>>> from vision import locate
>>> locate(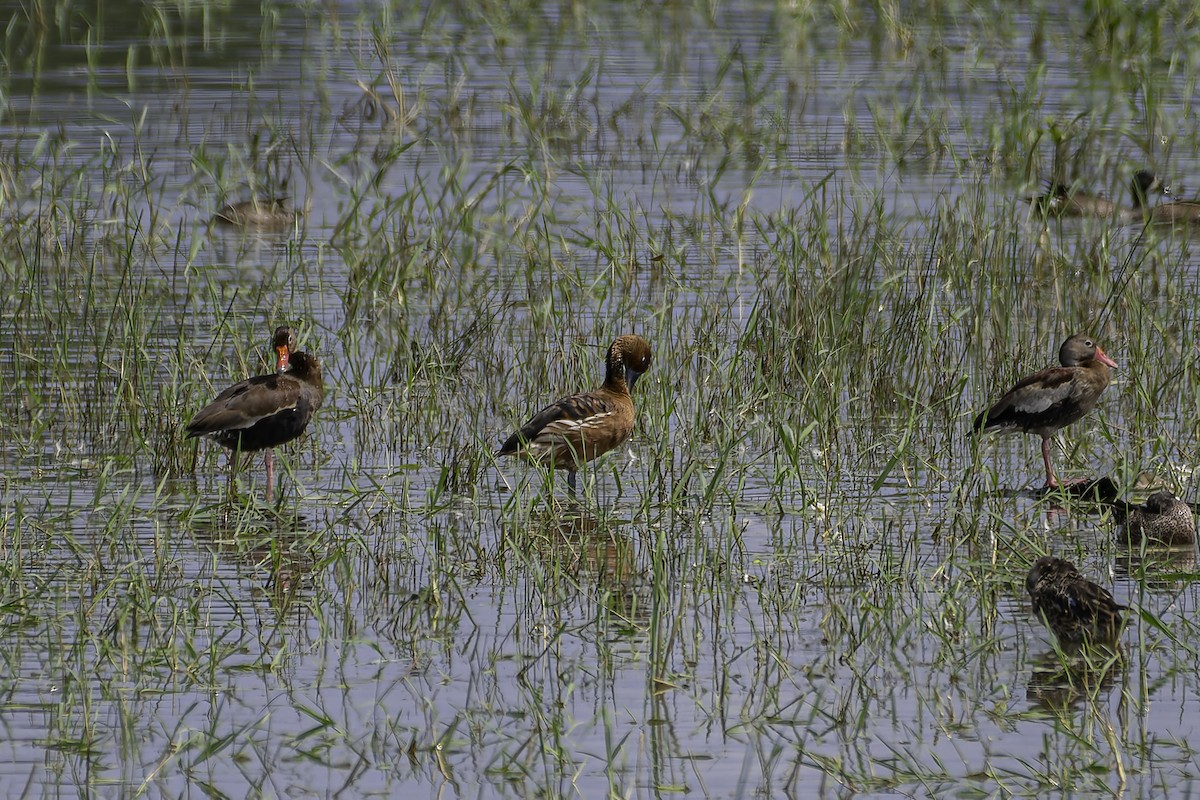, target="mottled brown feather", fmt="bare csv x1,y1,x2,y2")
1113,491,1197,547
1026,556,1125,647
498,335,652,475
1150,199,1200,225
